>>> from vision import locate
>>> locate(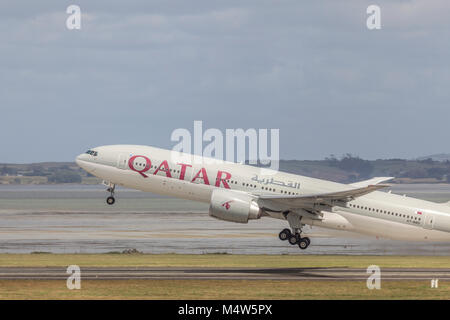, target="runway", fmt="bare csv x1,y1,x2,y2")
1,184,450,255
0,267,448,281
